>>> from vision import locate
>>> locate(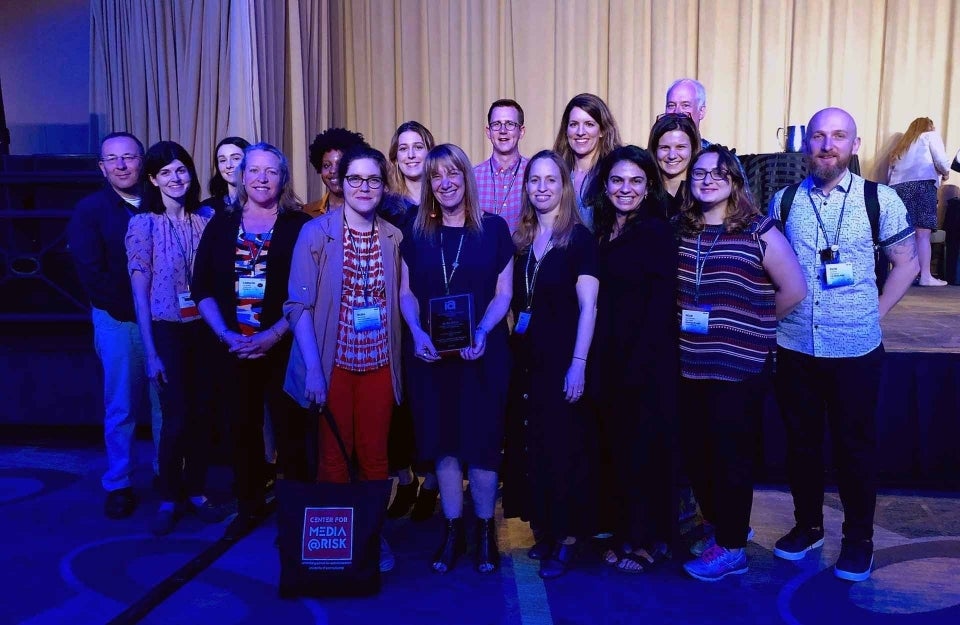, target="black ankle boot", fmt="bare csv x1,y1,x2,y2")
411,485,439,522
432,517,465,574
387,480,419,519
475,517,500,574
